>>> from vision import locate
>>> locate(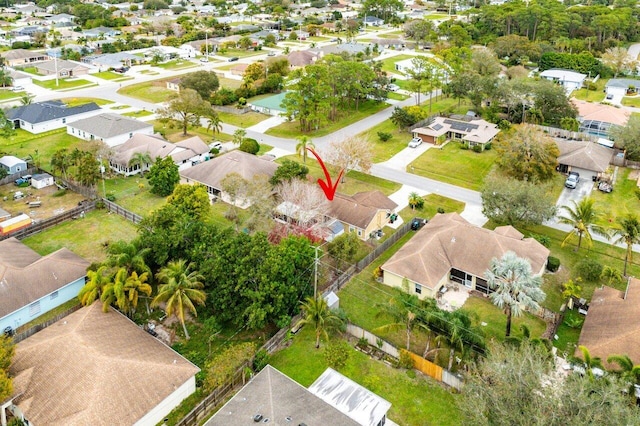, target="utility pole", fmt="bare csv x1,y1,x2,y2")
313,244,319,299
